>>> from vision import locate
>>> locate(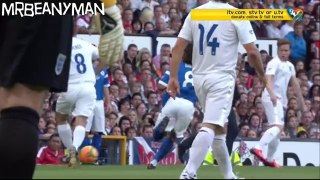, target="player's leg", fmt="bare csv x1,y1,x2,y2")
0,84,48,178
0,16,72,178
80,103,96,150
91,100,106,164
150,98,194,169
181,74,237,179
178,134,197,164
153,101,174,141
226,109,239,155
56,89,76,152
148,100,176,169
69,84,96,167
251,96,283,168
180,75,211,179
